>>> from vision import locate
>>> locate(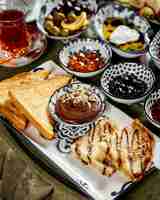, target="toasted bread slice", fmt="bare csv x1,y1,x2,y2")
0,99,28,130
0,106,27,130
0,69,51,130
9,75,71,140
0,69,50,107
4,100,26,119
